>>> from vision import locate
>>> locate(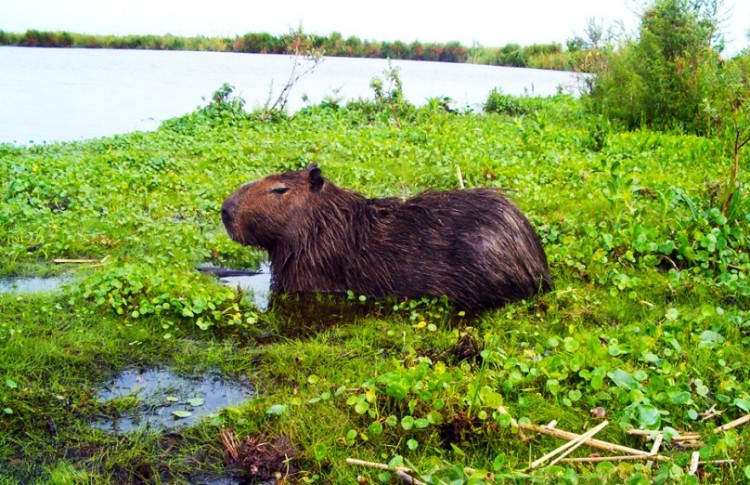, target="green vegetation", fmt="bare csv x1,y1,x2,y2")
586,0,725,133
1,75,749,482
0,28,580,71
2,1,750,482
